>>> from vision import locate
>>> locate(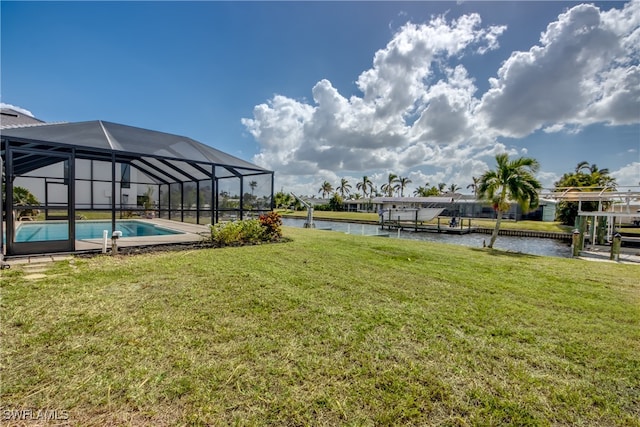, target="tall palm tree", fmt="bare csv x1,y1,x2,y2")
448,183,460,194
467,176,480,197
398,176,412,197
437,182,446,194
381,173,399,197
318,181,333,198
478,153,542,249
356,176,374,199
336,178,352,198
